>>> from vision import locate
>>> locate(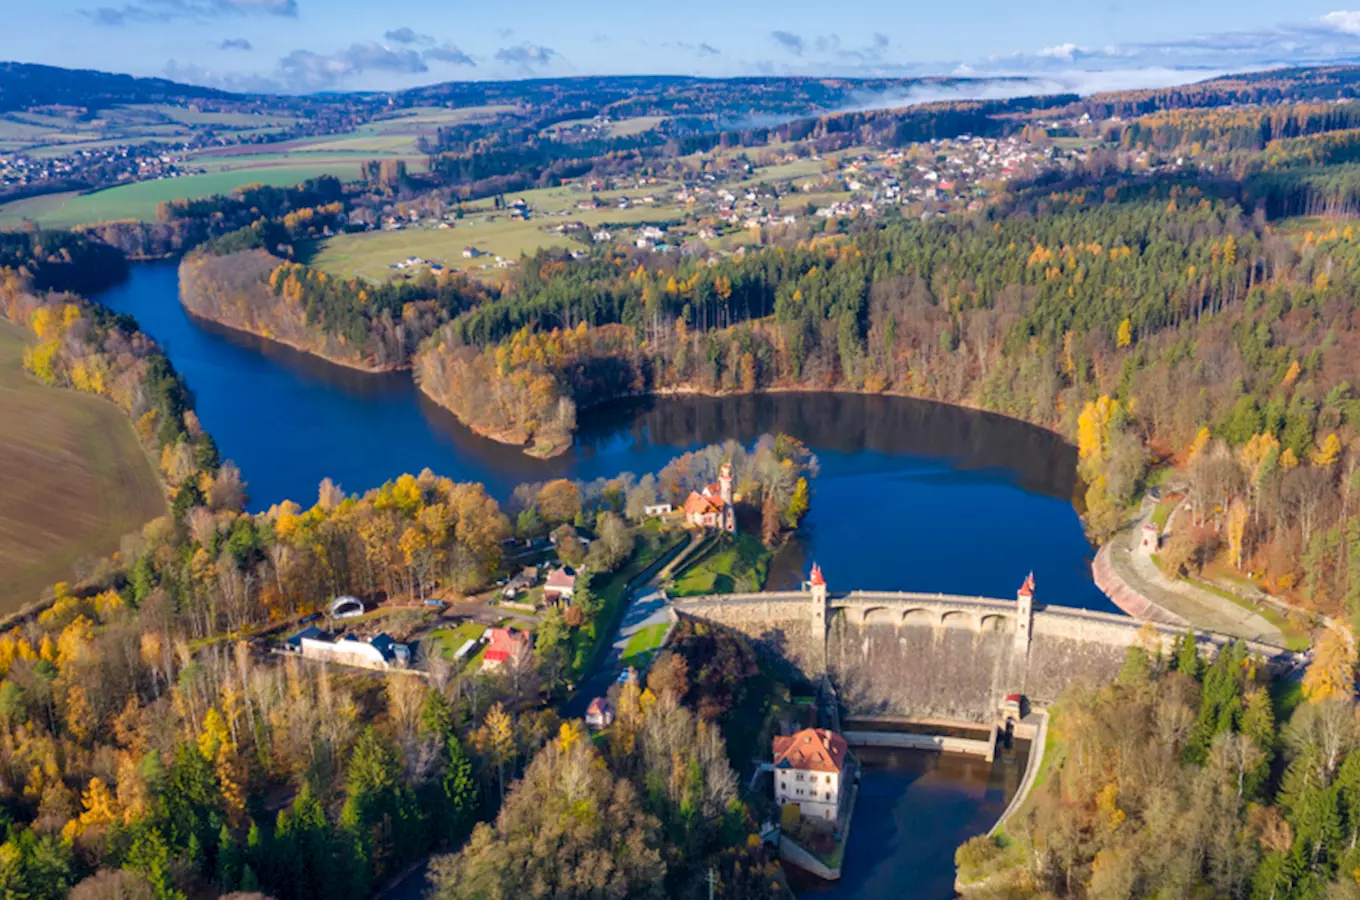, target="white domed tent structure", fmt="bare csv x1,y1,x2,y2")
329,596,365,619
